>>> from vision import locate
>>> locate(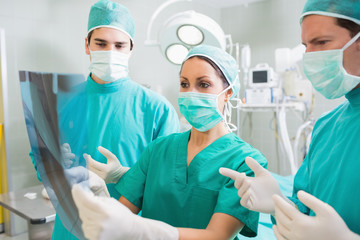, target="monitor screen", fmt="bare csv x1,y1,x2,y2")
253,70,268,83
